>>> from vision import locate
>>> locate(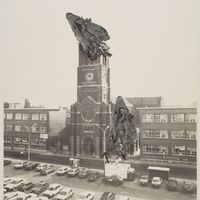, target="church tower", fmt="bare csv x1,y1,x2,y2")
70,45,112,158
